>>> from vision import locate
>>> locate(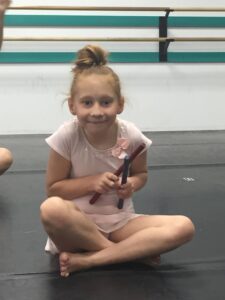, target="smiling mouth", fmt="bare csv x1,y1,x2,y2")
88,120,106,124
